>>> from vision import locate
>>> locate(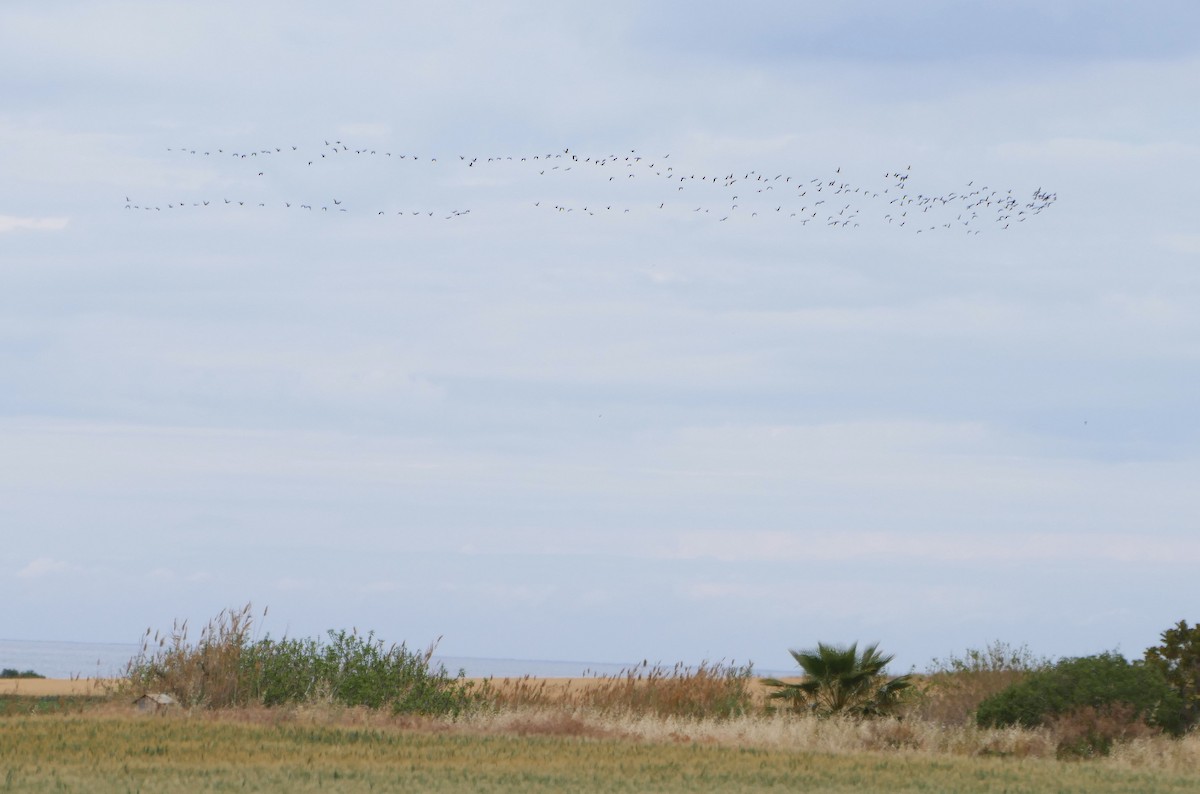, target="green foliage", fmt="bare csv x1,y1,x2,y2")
0,669,45,679
123,604,481,716
243,629,480,715
762,642,913,717
975,652,1184,754
1144,620,1200,730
